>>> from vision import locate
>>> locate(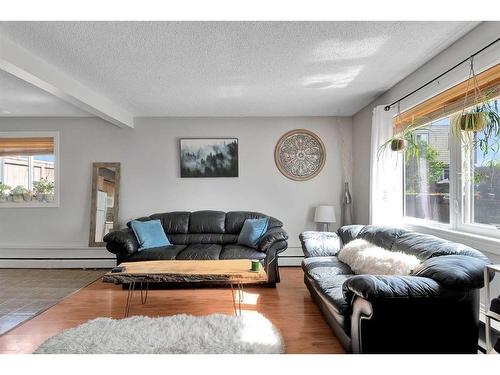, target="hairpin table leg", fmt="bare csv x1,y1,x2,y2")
124,281,135,318
140,281,149,305
230,283,238,316
238,282,243,314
